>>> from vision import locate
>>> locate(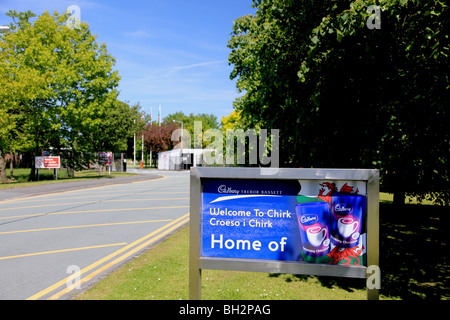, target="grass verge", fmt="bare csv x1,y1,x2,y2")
0,168,137,190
